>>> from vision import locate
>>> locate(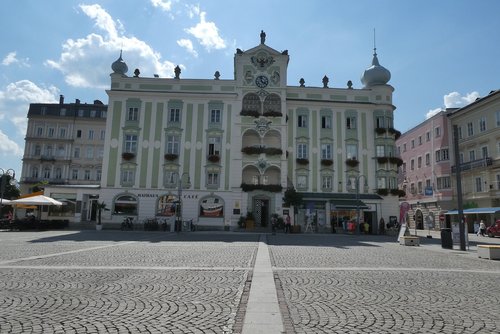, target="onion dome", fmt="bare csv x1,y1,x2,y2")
111,50,128,75
361,49,391,87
